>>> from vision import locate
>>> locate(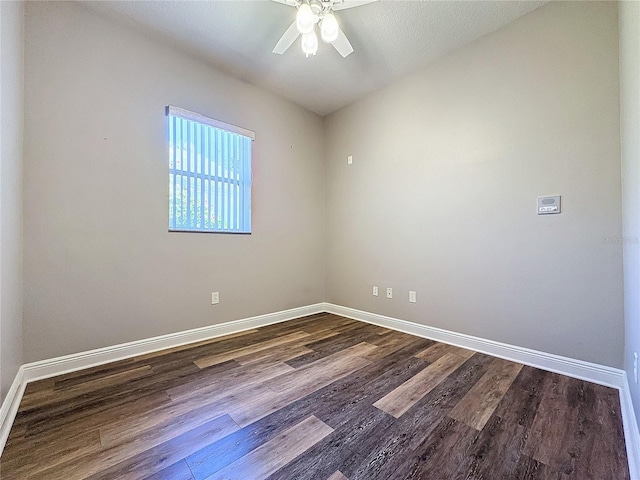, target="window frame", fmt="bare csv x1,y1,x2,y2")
167,105,254,234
